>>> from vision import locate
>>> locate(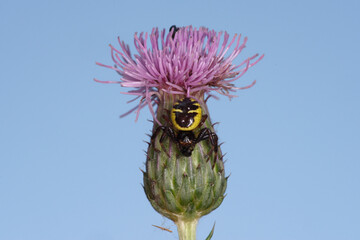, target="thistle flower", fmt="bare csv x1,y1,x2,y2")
96,25,263,240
